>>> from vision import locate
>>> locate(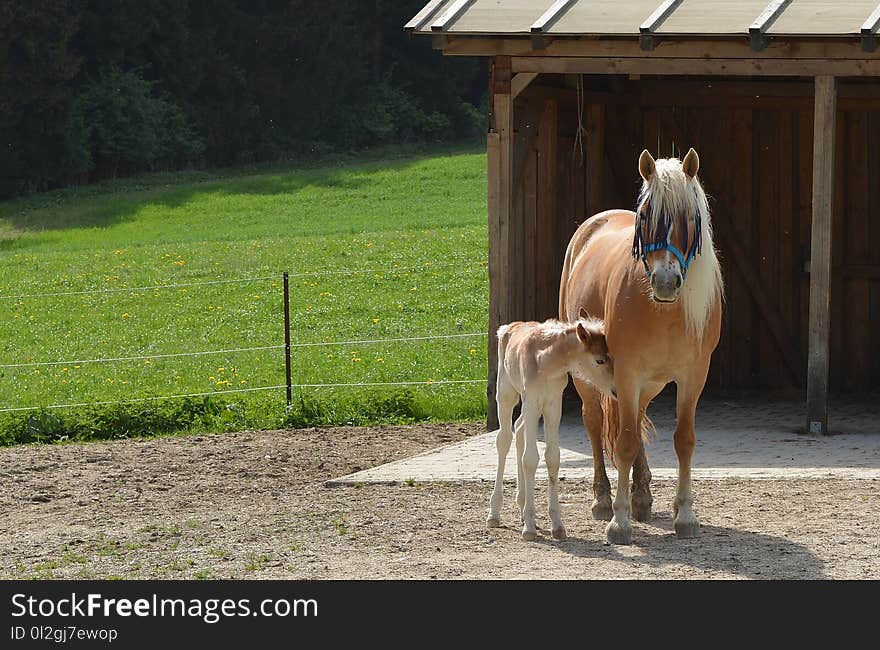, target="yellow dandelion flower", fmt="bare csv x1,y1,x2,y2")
145,359,152,364
217,367,225,372
469,349,477,354
372,318,380,324
121,313,130,319
352,358,362,363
